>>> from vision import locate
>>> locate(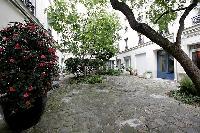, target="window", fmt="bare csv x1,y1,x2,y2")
124,38,128,49
192,52,198,65
21,0,35,15
138,33,144,45
125,26,128,33
192,14,200,25
124,57,131,69
190,45,200,69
